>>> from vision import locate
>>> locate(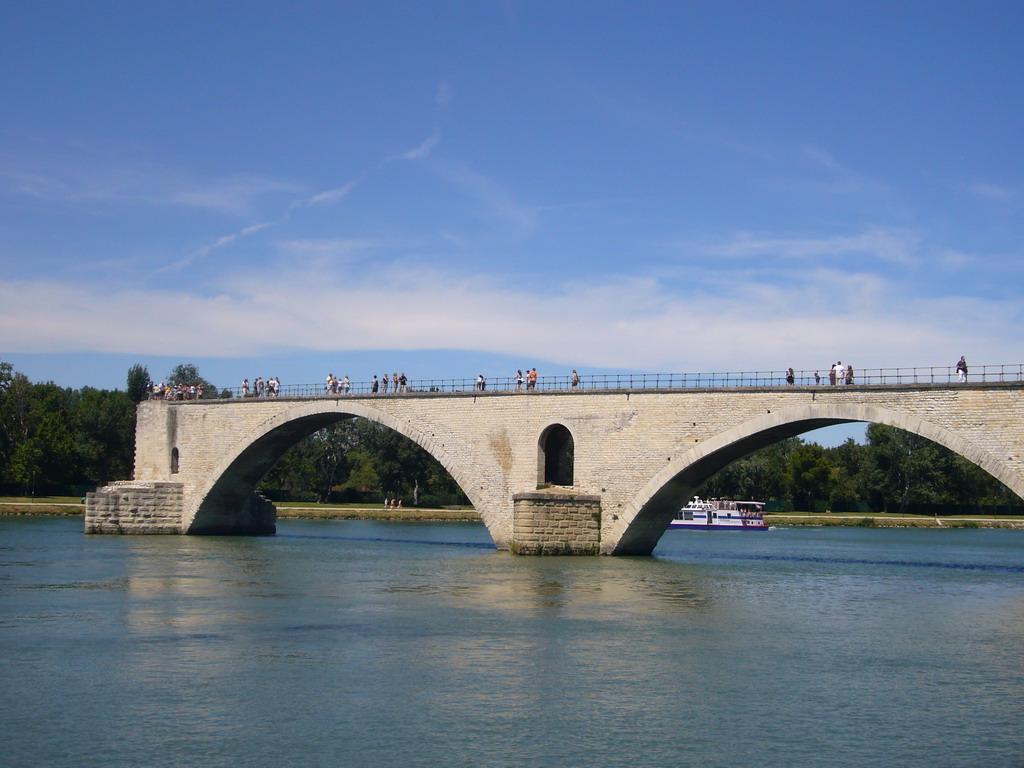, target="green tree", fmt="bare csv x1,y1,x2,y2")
70,388,136,484
827,438,871,512
866,424,945,513
5,383,76,493
0,369,44,487
787,443,833,512
126,364,151,403
166,363,219,399
700,438,800,503
257,417,468,506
